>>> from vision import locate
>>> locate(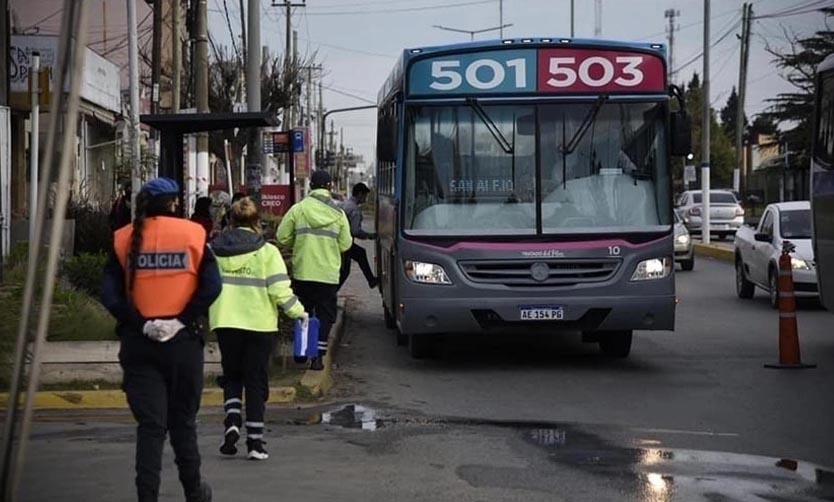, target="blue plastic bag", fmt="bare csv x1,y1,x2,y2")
293,316,320,358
